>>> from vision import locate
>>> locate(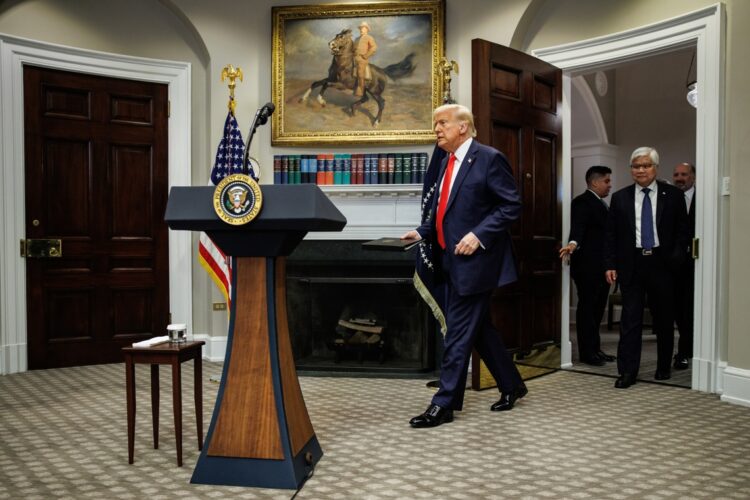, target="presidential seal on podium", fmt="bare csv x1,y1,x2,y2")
213,173,263,225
